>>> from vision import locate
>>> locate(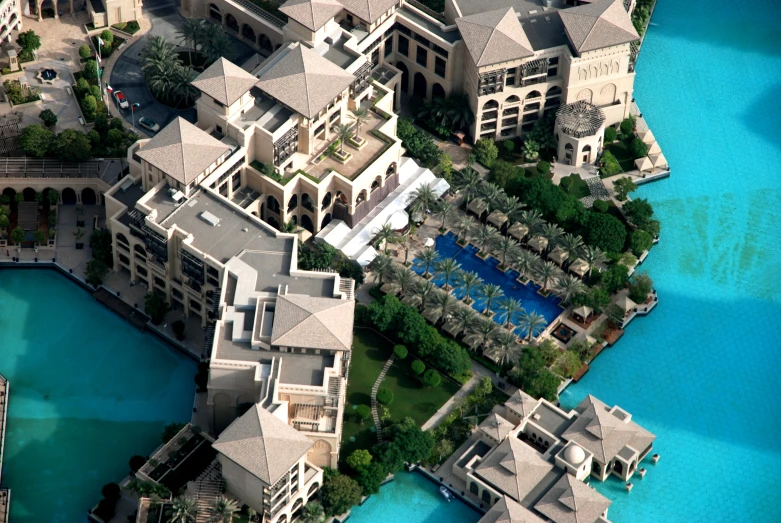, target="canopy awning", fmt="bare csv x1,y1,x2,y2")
615,295,637,311
467,198,488,216
527,236,548,253
401,294,421,307
569,258,588,277
634,156,653,173
572,305,593,319
423,307,442,324
548,247,568,265
507,222,529,240
649,152,668,169
639,129,655,144
442,320,462,337
487,210,508,227
647,141,661,155
386,209,409,231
